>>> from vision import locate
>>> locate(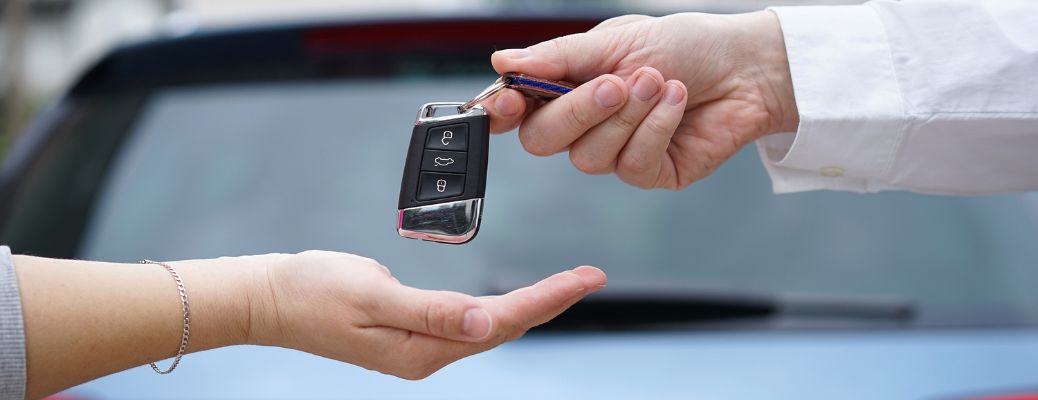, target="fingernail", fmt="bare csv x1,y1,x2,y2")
594,79,623,108
664,83,685,105
463,308,492,339
631,73,660,102
494,92,520,116
495,48,530,60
